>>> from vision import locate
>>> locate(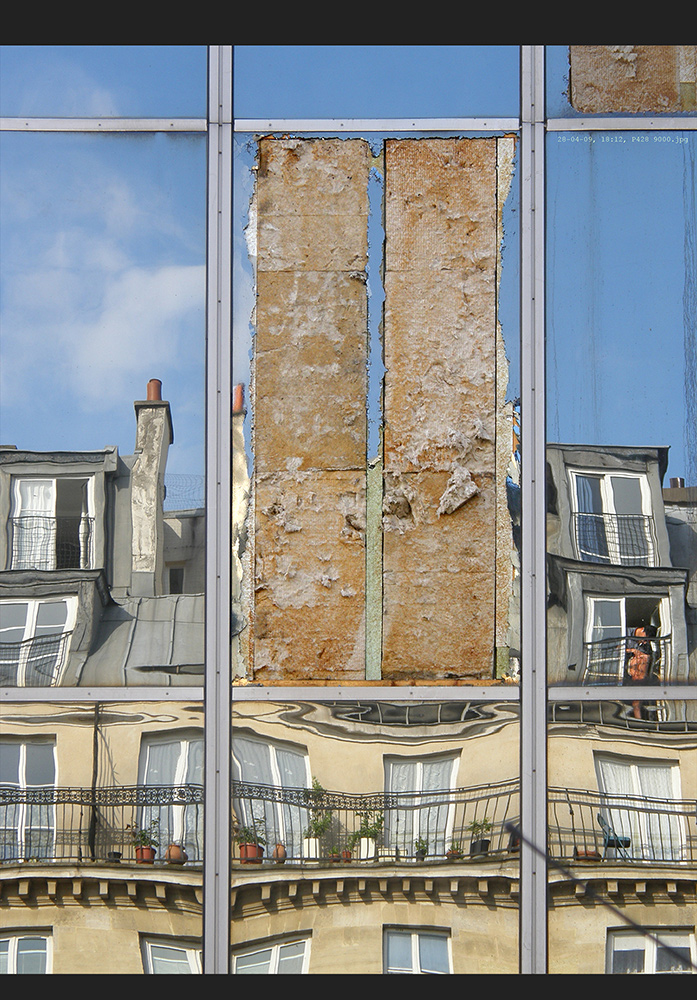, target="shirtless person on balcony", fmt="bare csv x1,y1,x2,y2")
624,626,658,719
